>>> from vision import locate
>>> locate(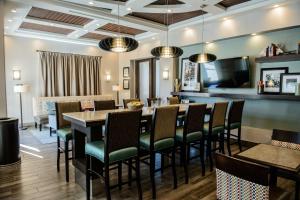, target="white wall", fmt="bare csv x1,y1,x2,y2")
5,36,119,123
0,1,7,117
